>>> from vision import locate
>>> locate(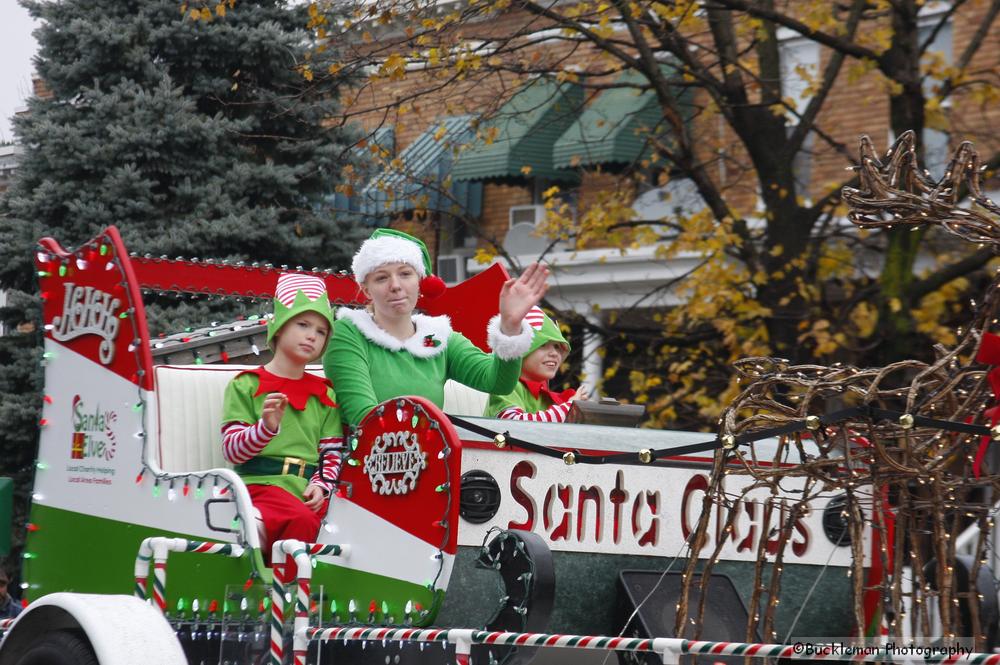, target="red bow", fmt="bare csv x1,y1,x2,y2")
241,367,338,411
521,379,576,405
973,332,1000,477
